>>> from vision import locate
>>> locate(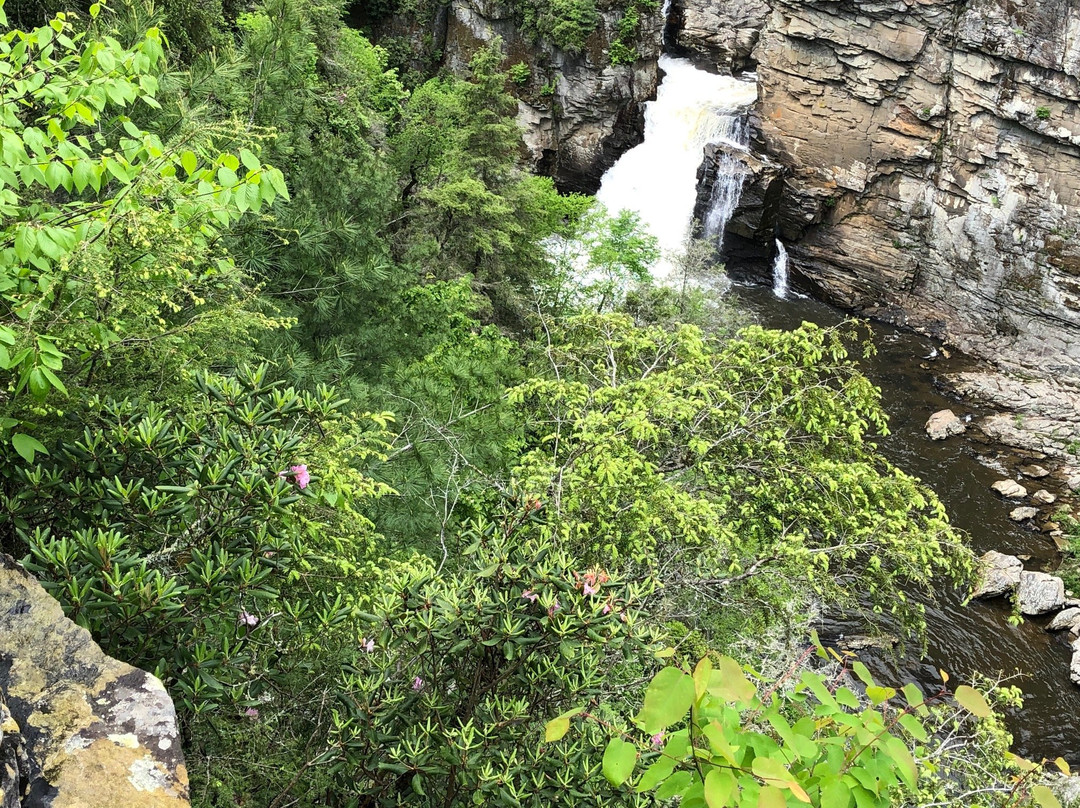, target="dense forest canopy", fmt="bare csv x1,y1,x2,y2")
0,0,1062,805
